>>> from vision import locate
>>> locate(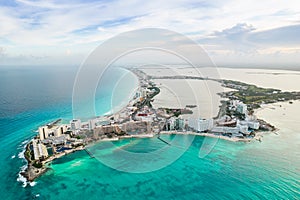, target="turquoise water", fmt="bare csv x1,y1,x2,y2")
23,135,300,199
0,66,299,199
